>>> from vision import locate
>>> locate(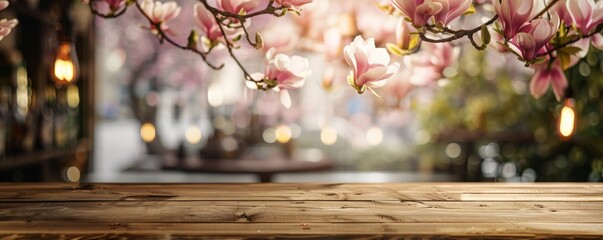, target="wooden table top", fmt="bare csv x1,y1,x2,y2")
1,183,602,239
